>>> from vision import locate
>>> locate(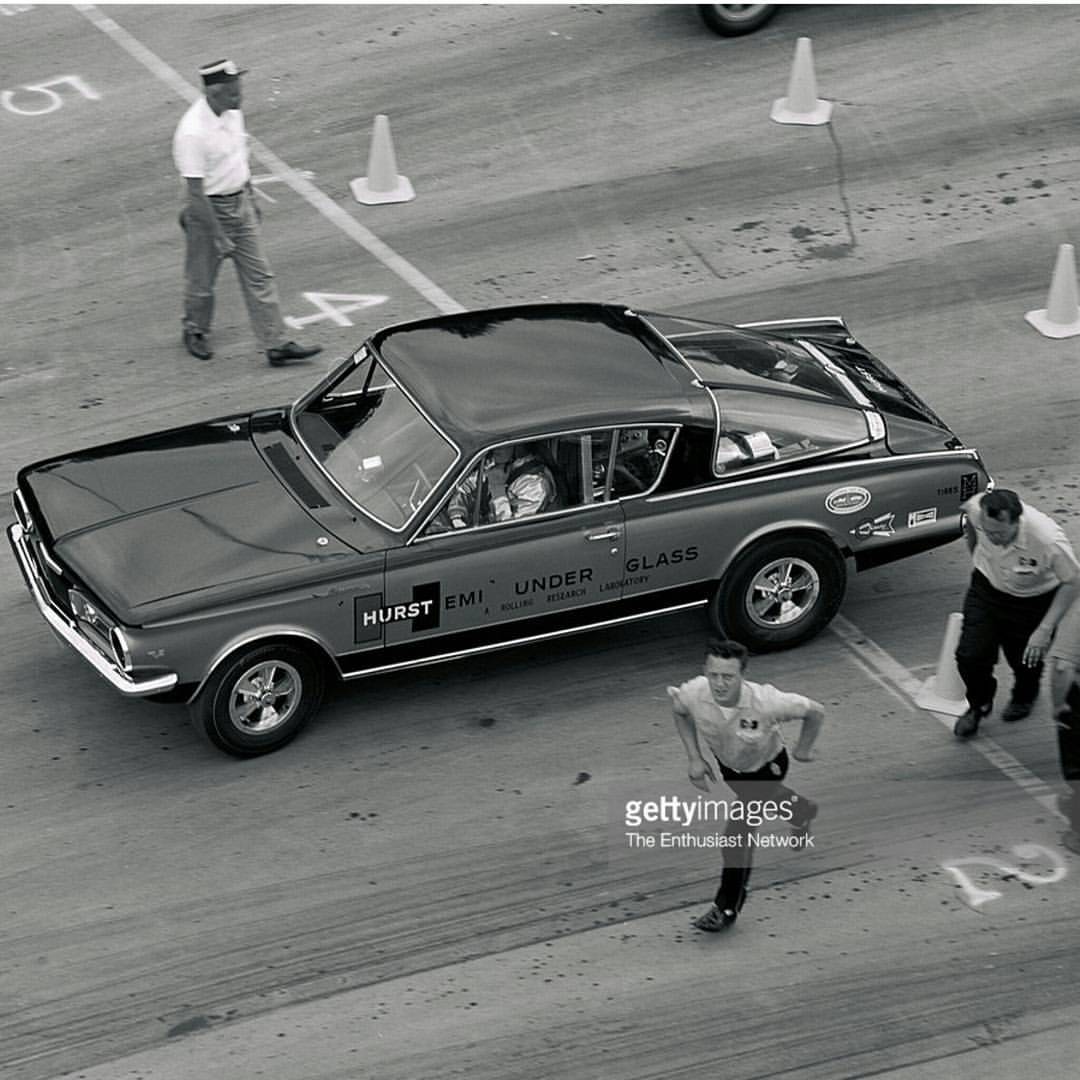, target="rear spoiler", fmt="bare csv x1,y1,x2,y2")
735,316,853,343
